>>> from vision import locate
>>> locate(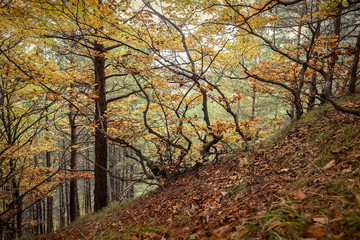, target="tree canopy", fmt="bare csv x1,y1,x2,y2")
0,0,359,238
